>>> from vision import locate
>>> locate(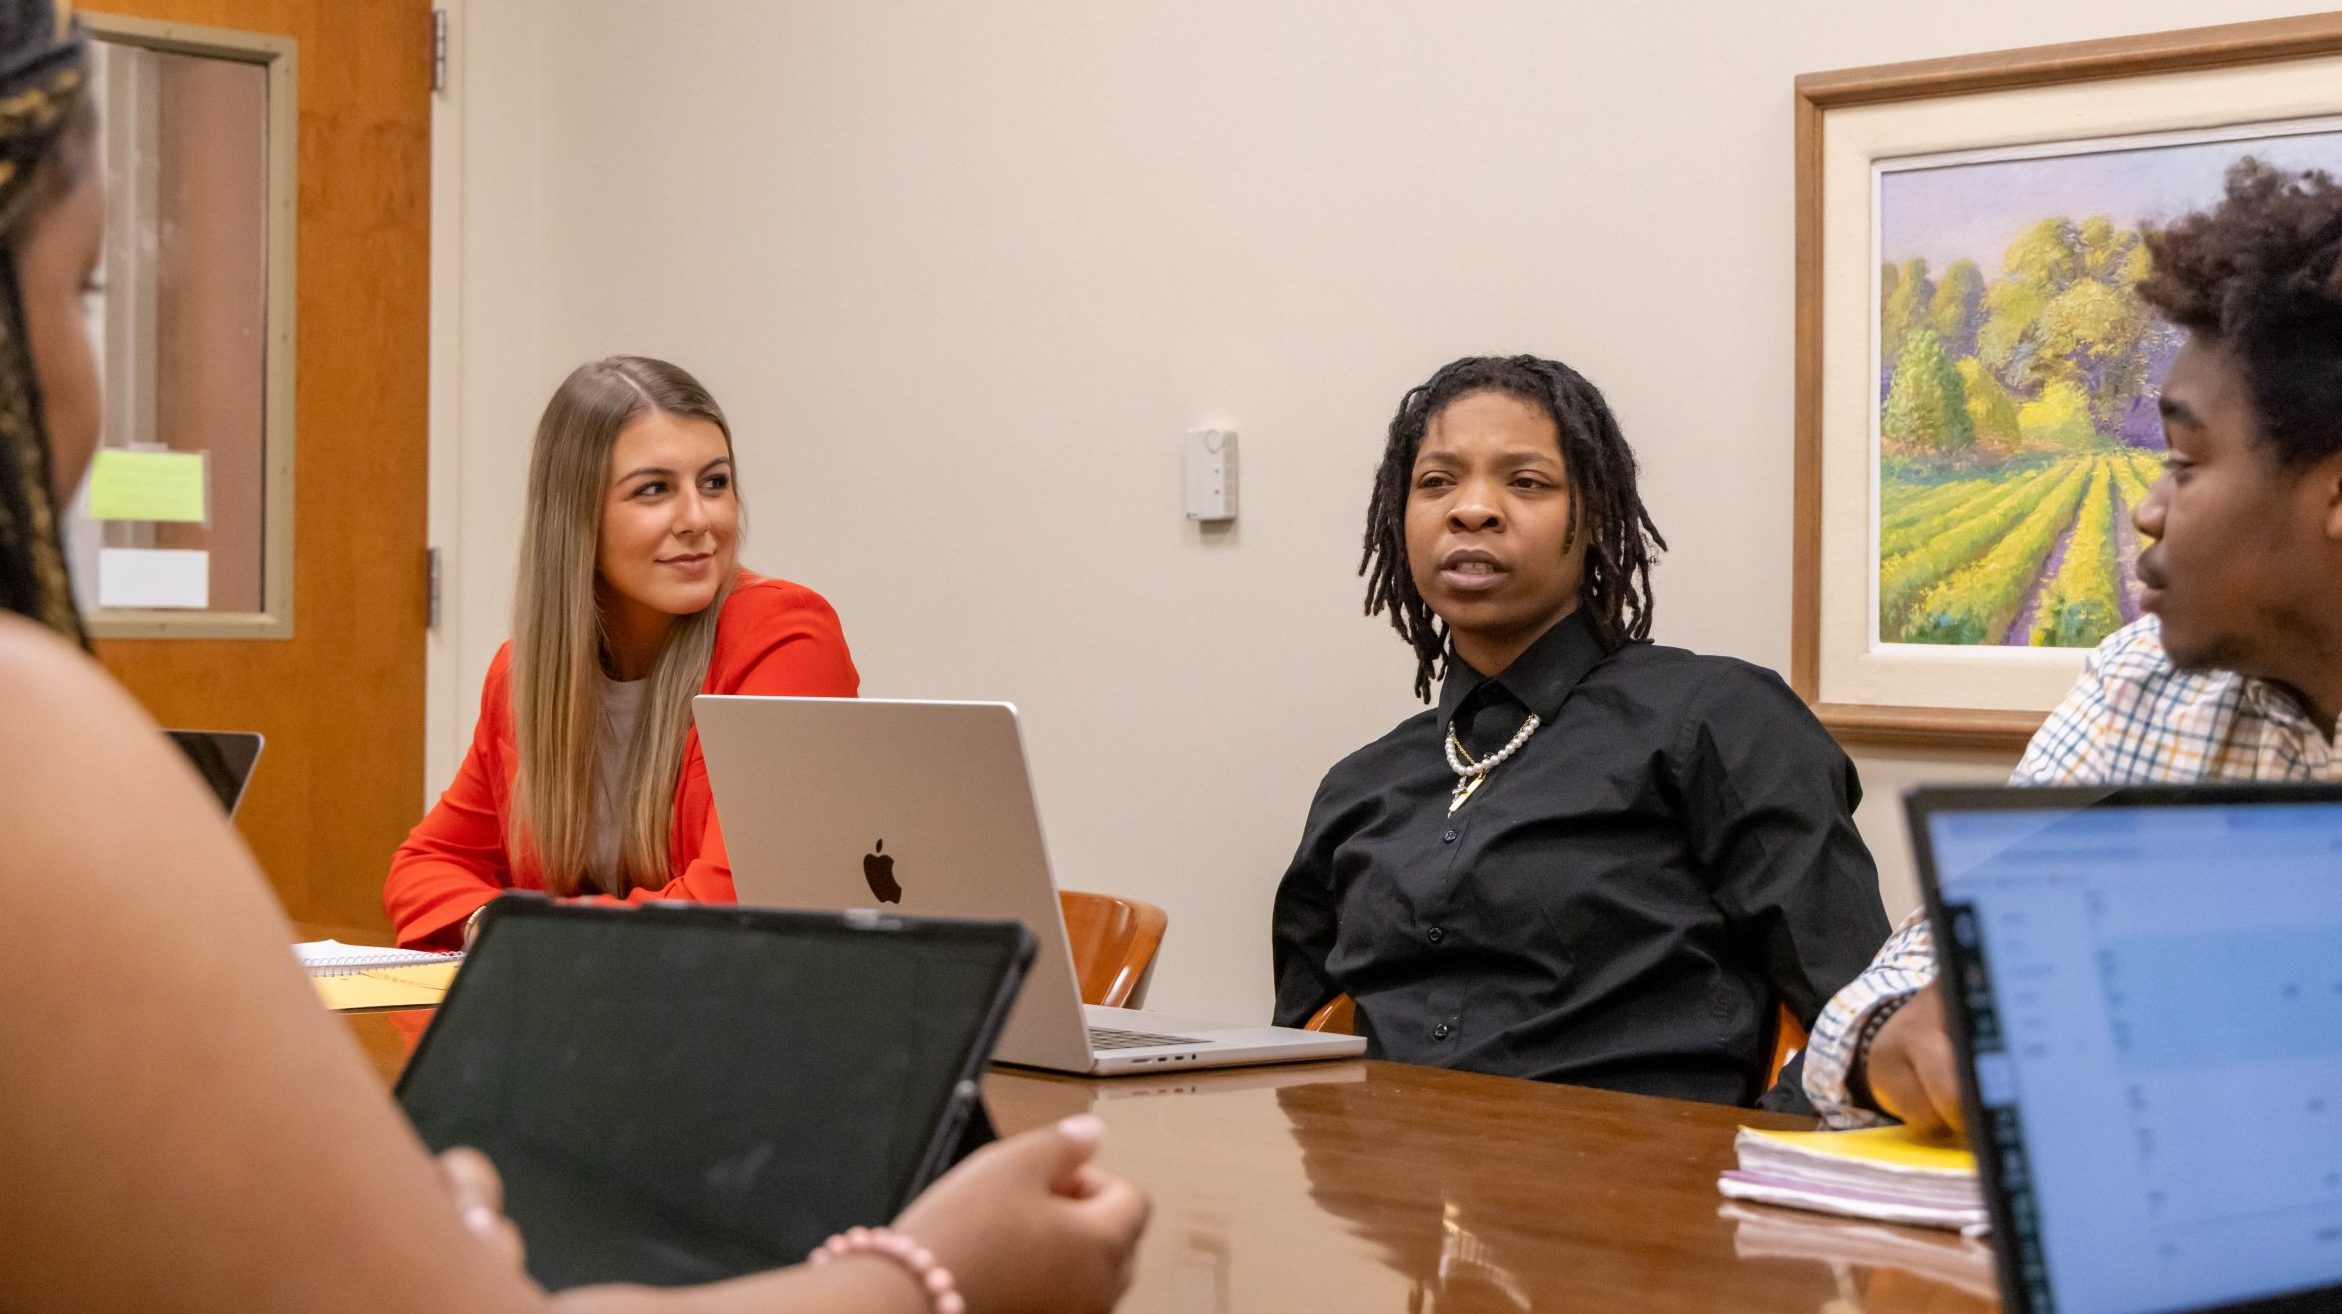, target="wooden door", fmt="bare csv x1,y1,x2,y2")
88,0,430,936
